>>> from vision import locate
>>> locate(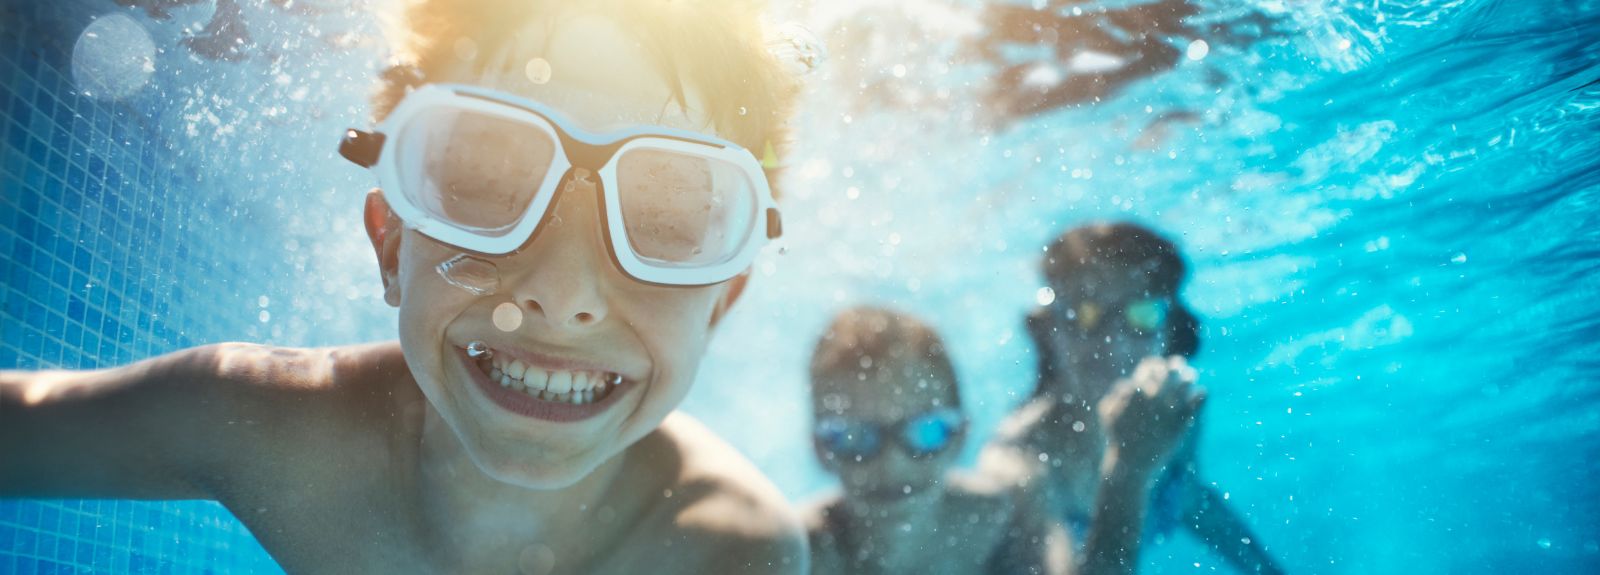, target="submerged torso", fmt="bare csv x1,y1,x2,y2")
804,477,1018,575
